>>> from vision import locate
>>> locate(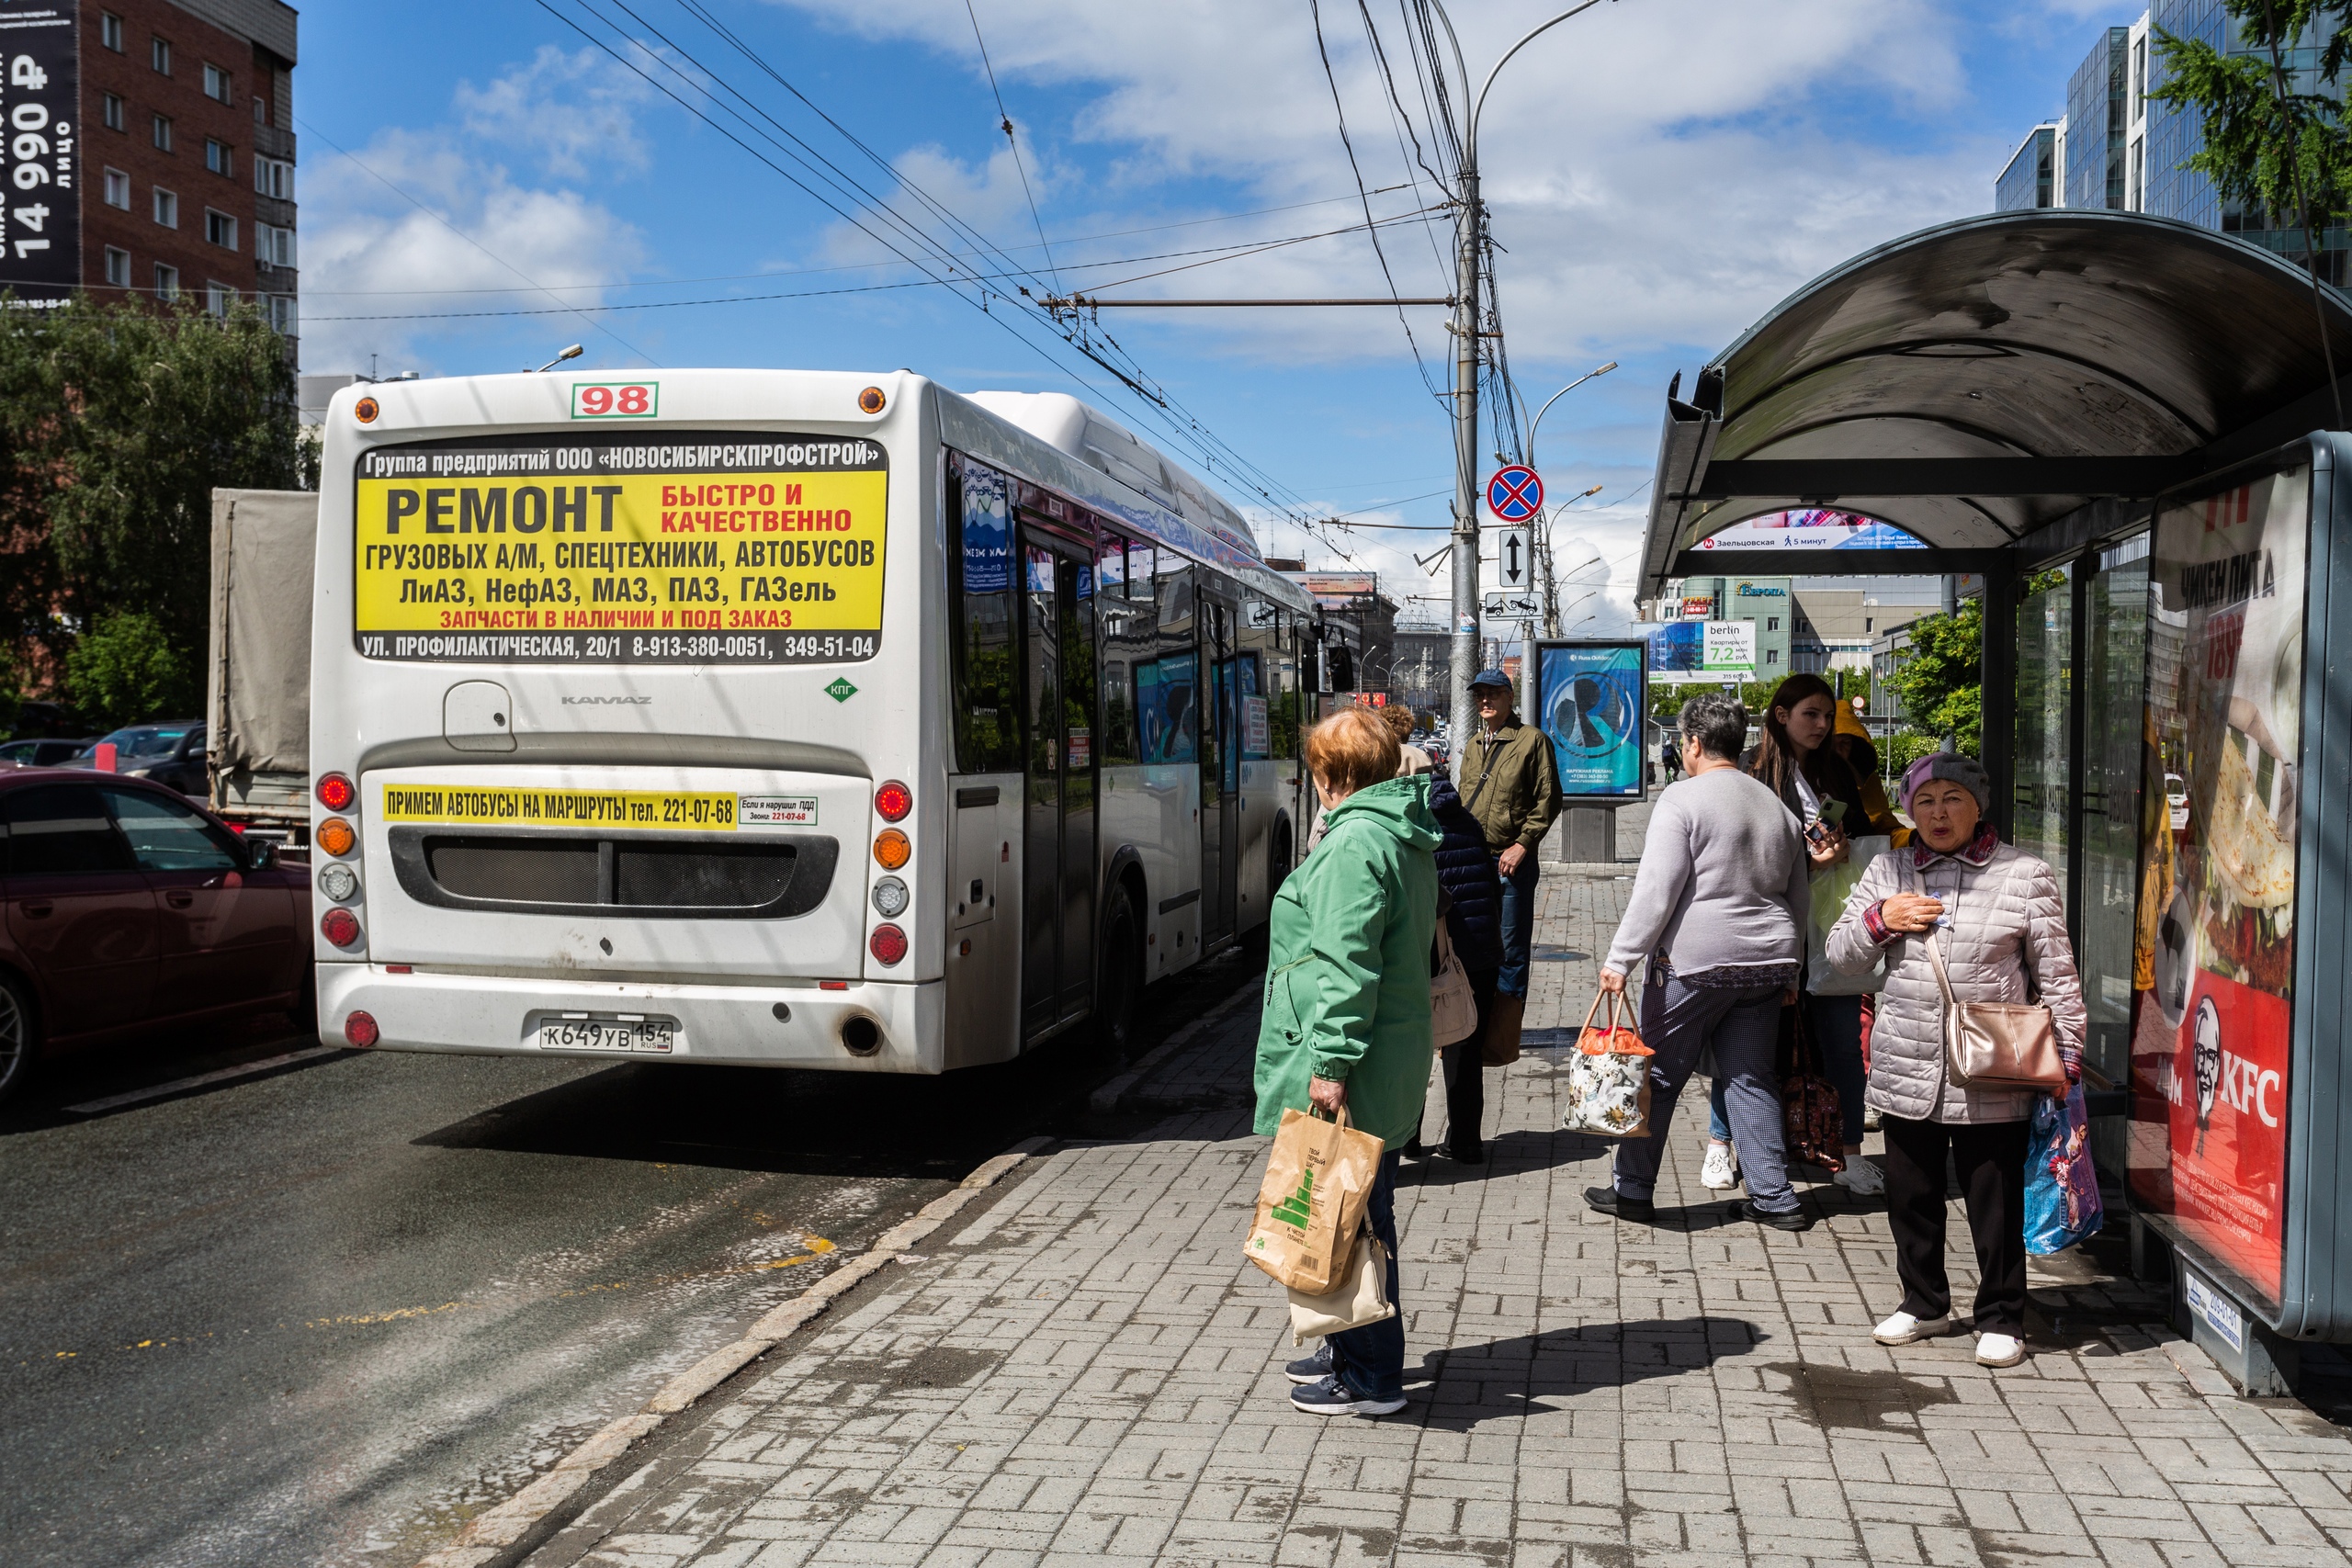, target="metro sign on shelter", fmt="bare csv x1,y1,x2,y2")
1485,464,1544,521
